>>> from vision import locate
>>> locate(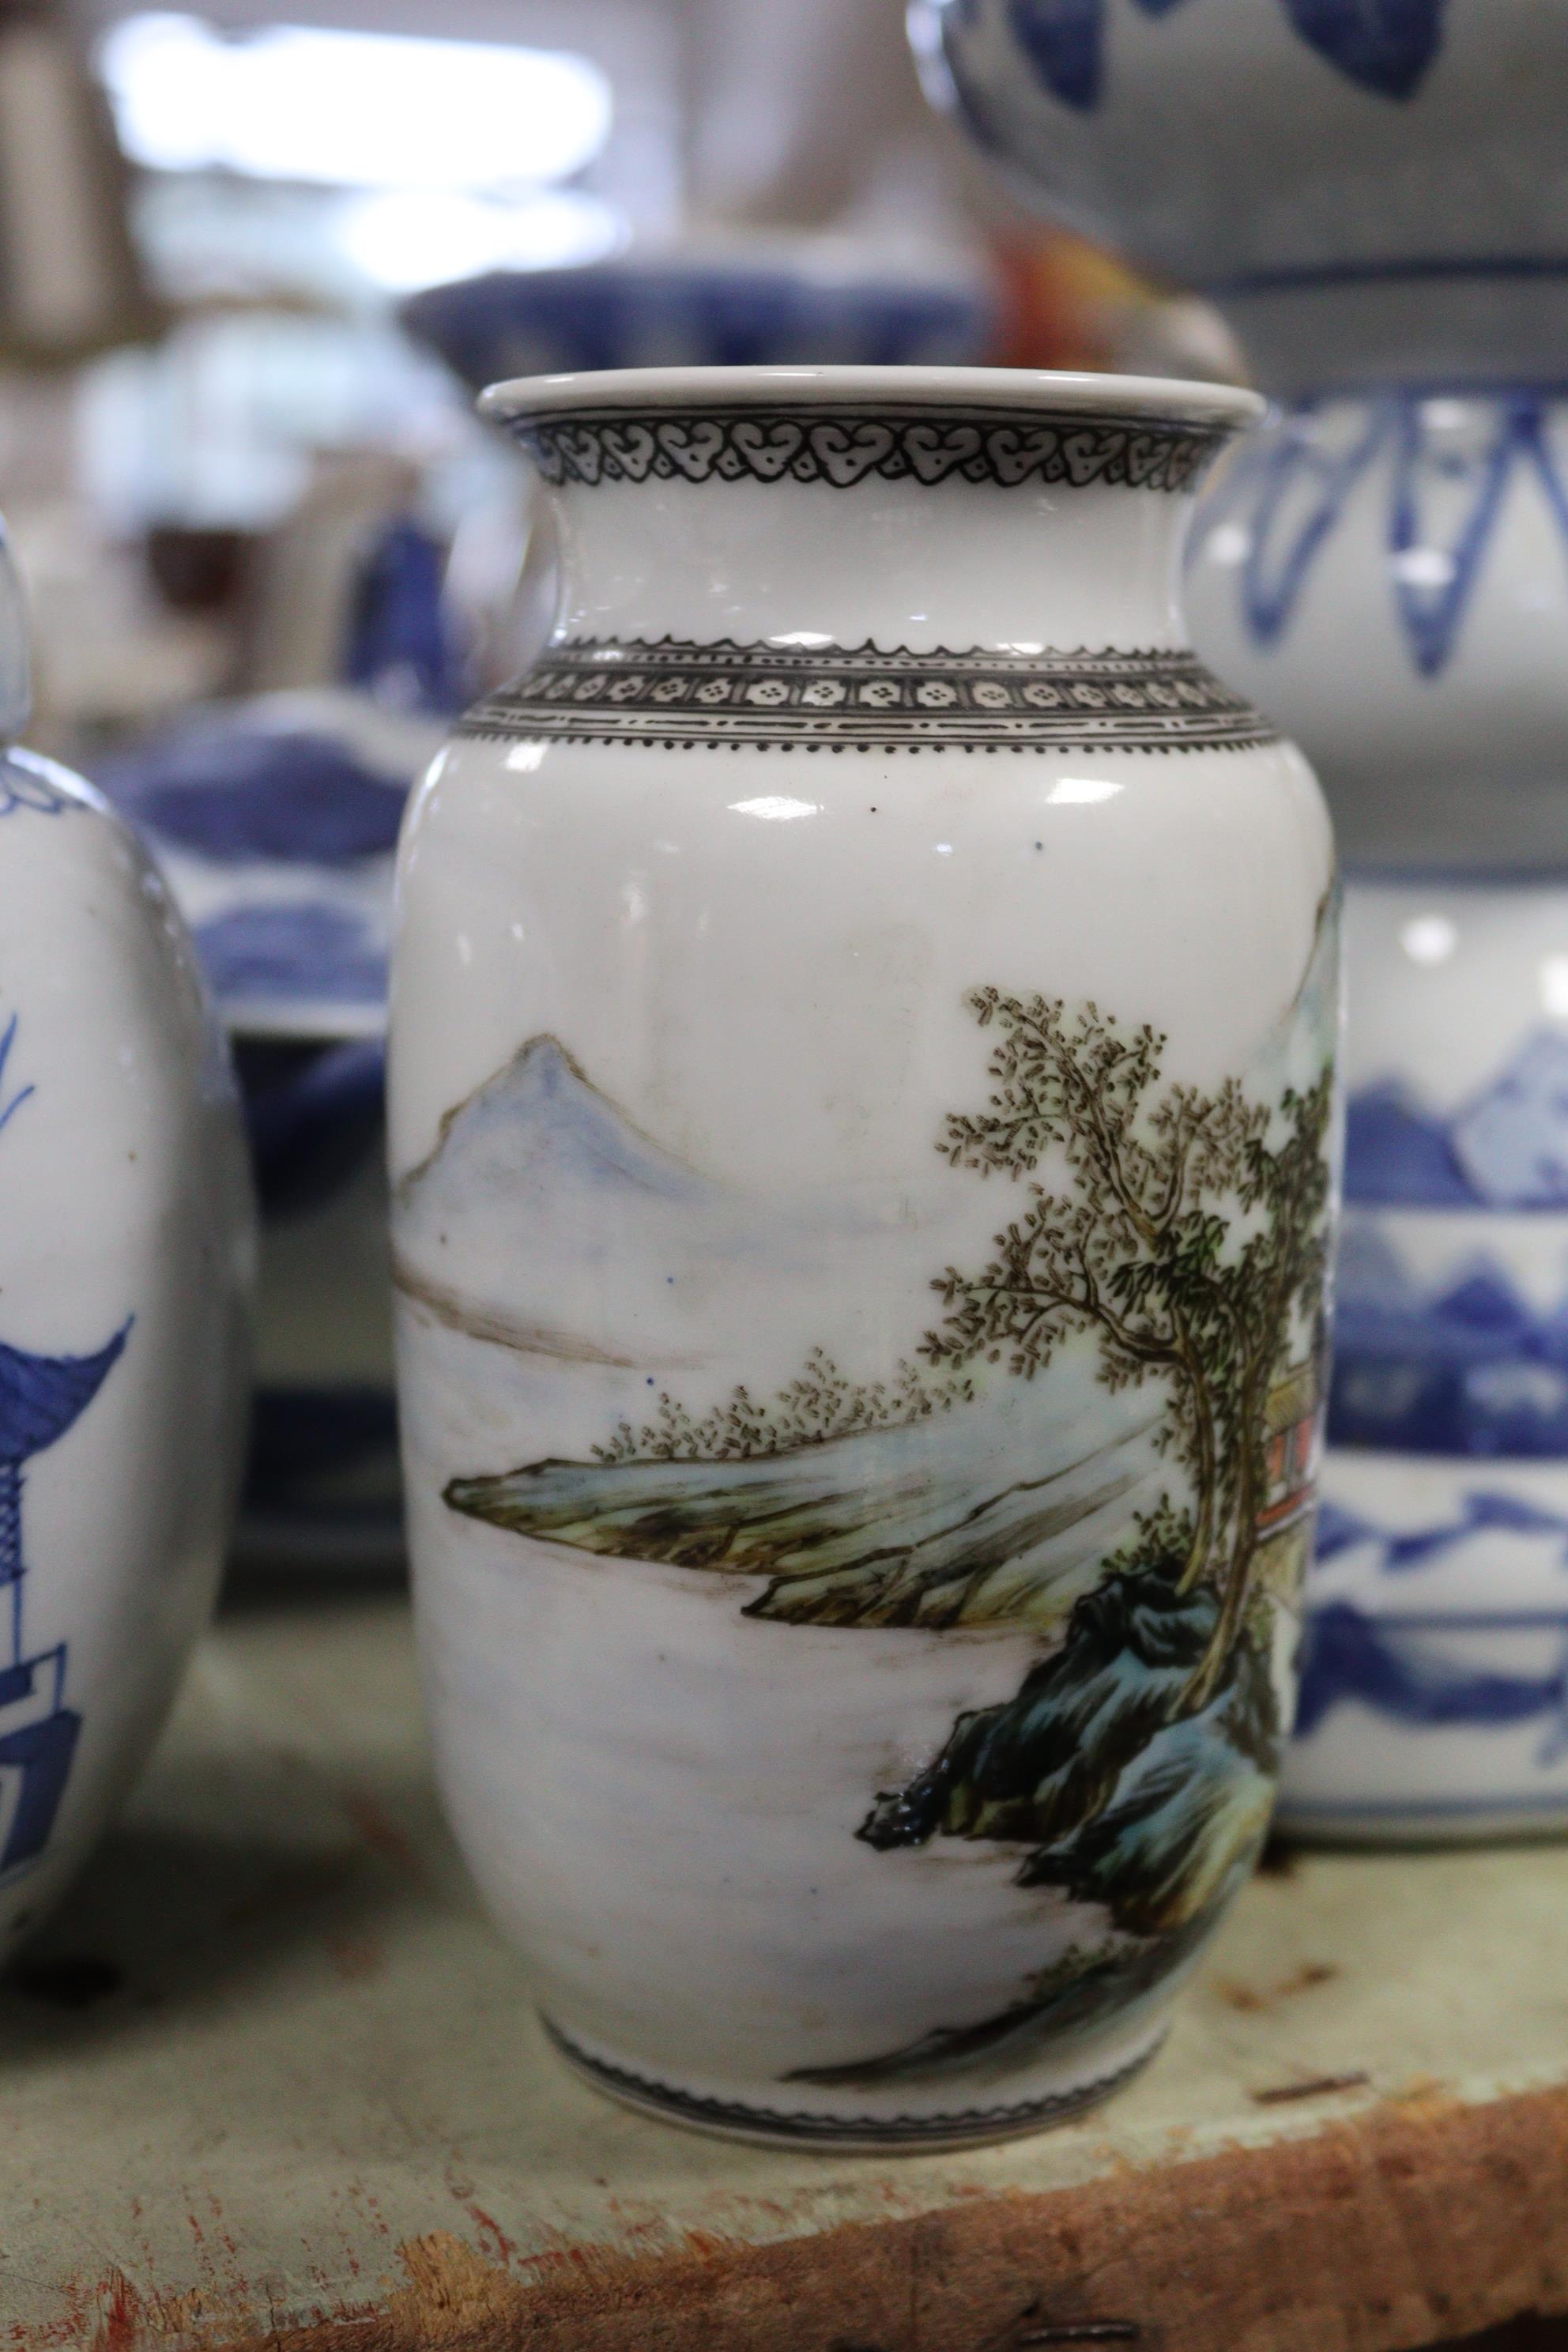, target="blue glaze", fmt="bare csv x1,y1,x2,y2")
1296,1598,1568,1738
401,262,996,397
343,517,466,716
1302,1486,1568,1751
1192,388,1568,677
1345,1031,1568,1212
96,726,409,866
1317,1485,1568,1569
1277,0,1446,100
1344,1083,1474,1207
0,1034,130,1886
1207,256,1568,298
976,0,1445,111
1330,1217,1568,1458
193,903,386,1011
1006,0,1105,111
